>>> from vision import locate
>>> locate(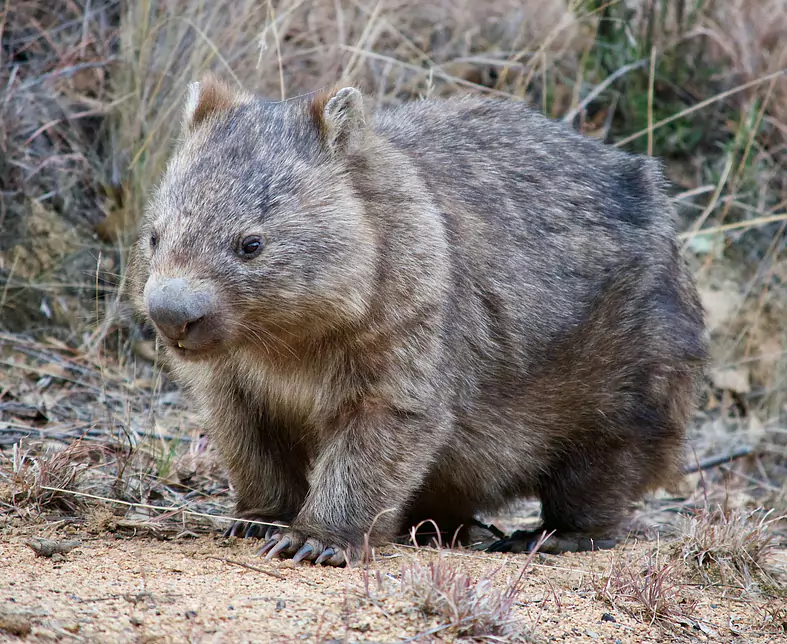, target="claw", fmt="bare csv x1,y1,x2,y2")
292,543,314,564
264,526,280,541
244,524,263,539
329,549,349,567
222,524,234,538
265,536,292,560
256,537,280,557
488,538,519,553
229,522,245,538
314,547,336,565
